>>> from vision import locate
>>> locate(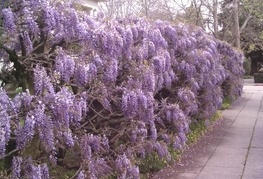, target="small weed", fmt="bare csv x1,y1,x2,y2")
210,111,221,123
221,103,230,110
138,148,181,178
0,159,5,172
49,165,77,179
243,75,252,79
138,153,168,174
188,111,222,144
221,97,233,110
187,121,206,144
